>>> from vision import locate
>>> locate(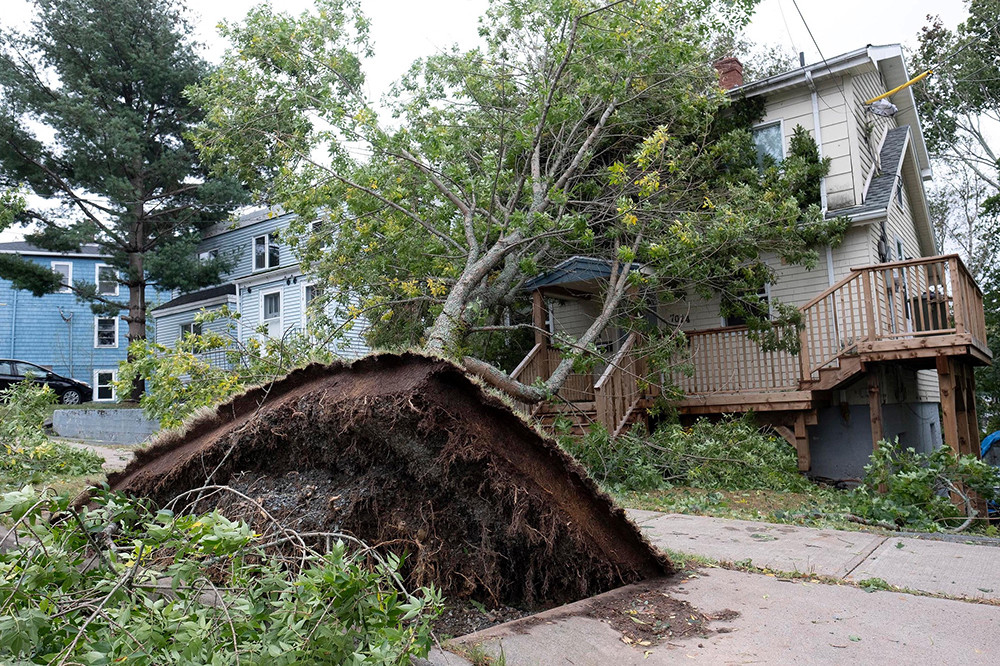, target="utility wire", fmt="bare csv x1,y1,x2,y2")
789,0,847,101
